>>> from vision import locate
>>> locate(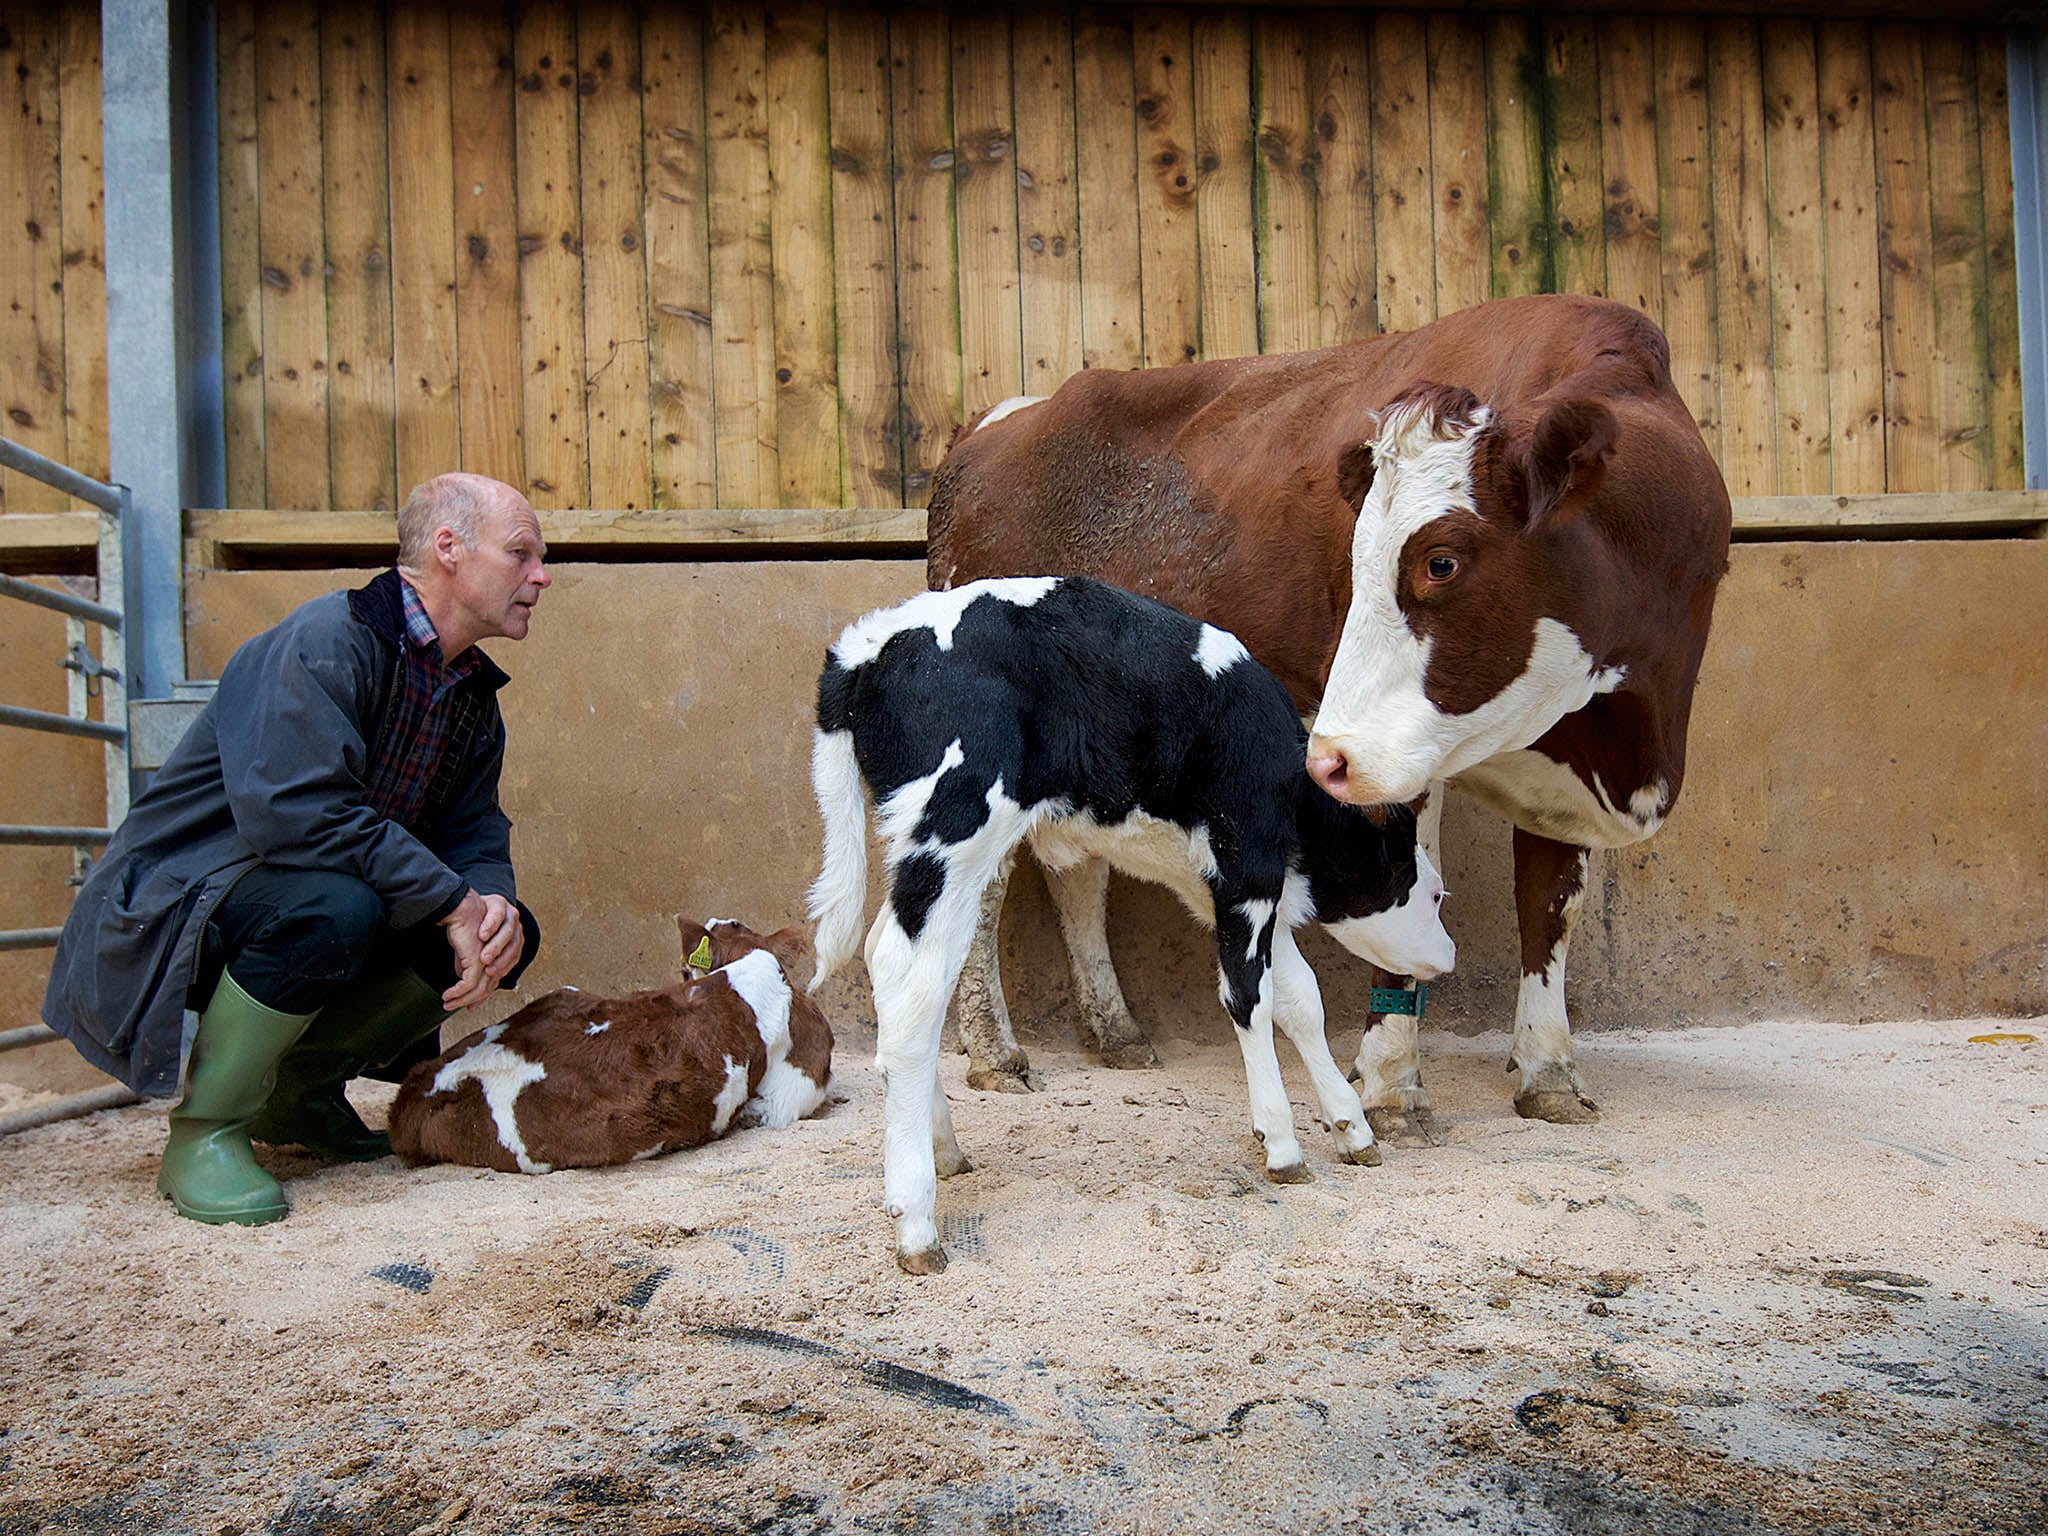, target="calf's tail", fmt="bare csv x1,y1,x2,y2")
807,723,869,992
